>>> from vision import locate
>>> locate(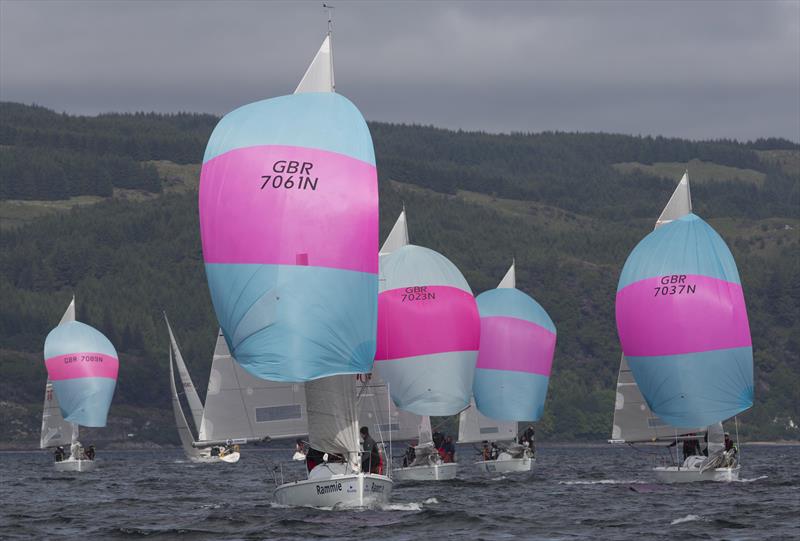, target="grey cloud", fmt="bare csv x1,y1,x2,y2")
1,0,798,141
